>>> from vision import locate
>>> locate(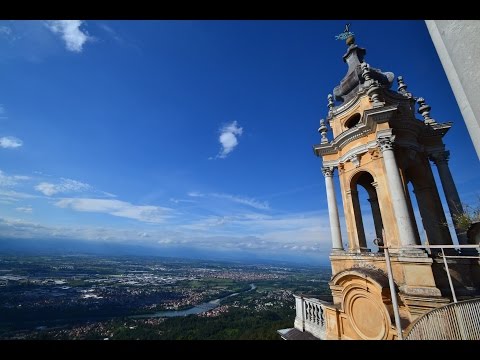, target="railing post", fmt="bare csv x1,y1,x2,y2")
301,296,305,331
441,247,457,303
384,246,404,340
